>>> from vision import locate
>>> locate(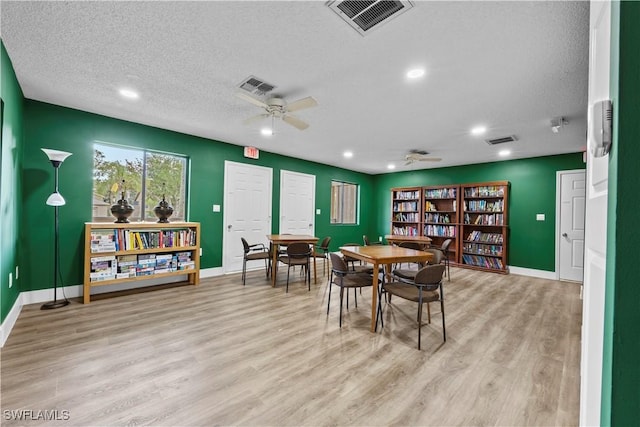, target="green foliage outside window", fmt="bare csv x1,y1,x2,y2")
92,143,187,222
